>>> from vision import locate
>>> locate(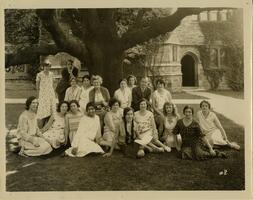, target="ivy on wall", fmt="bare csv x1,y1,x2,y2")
198,9,243,91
